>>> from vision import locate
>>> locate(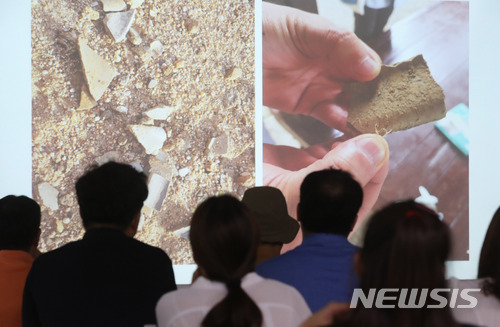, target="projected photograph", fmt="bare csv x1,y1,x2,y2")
31,0,255,264
262,0,469,260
